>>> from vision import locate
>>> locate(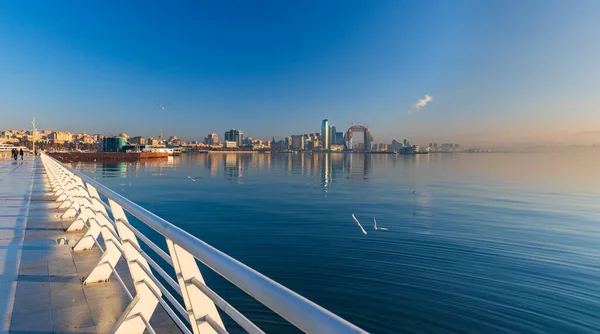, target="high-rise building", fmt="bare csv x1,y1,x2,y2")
321,119,329,150
205,133,218,145
403,138,408,147
330,126,336,145
291,135,305,150
224,129,243,148
335,132,344,145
